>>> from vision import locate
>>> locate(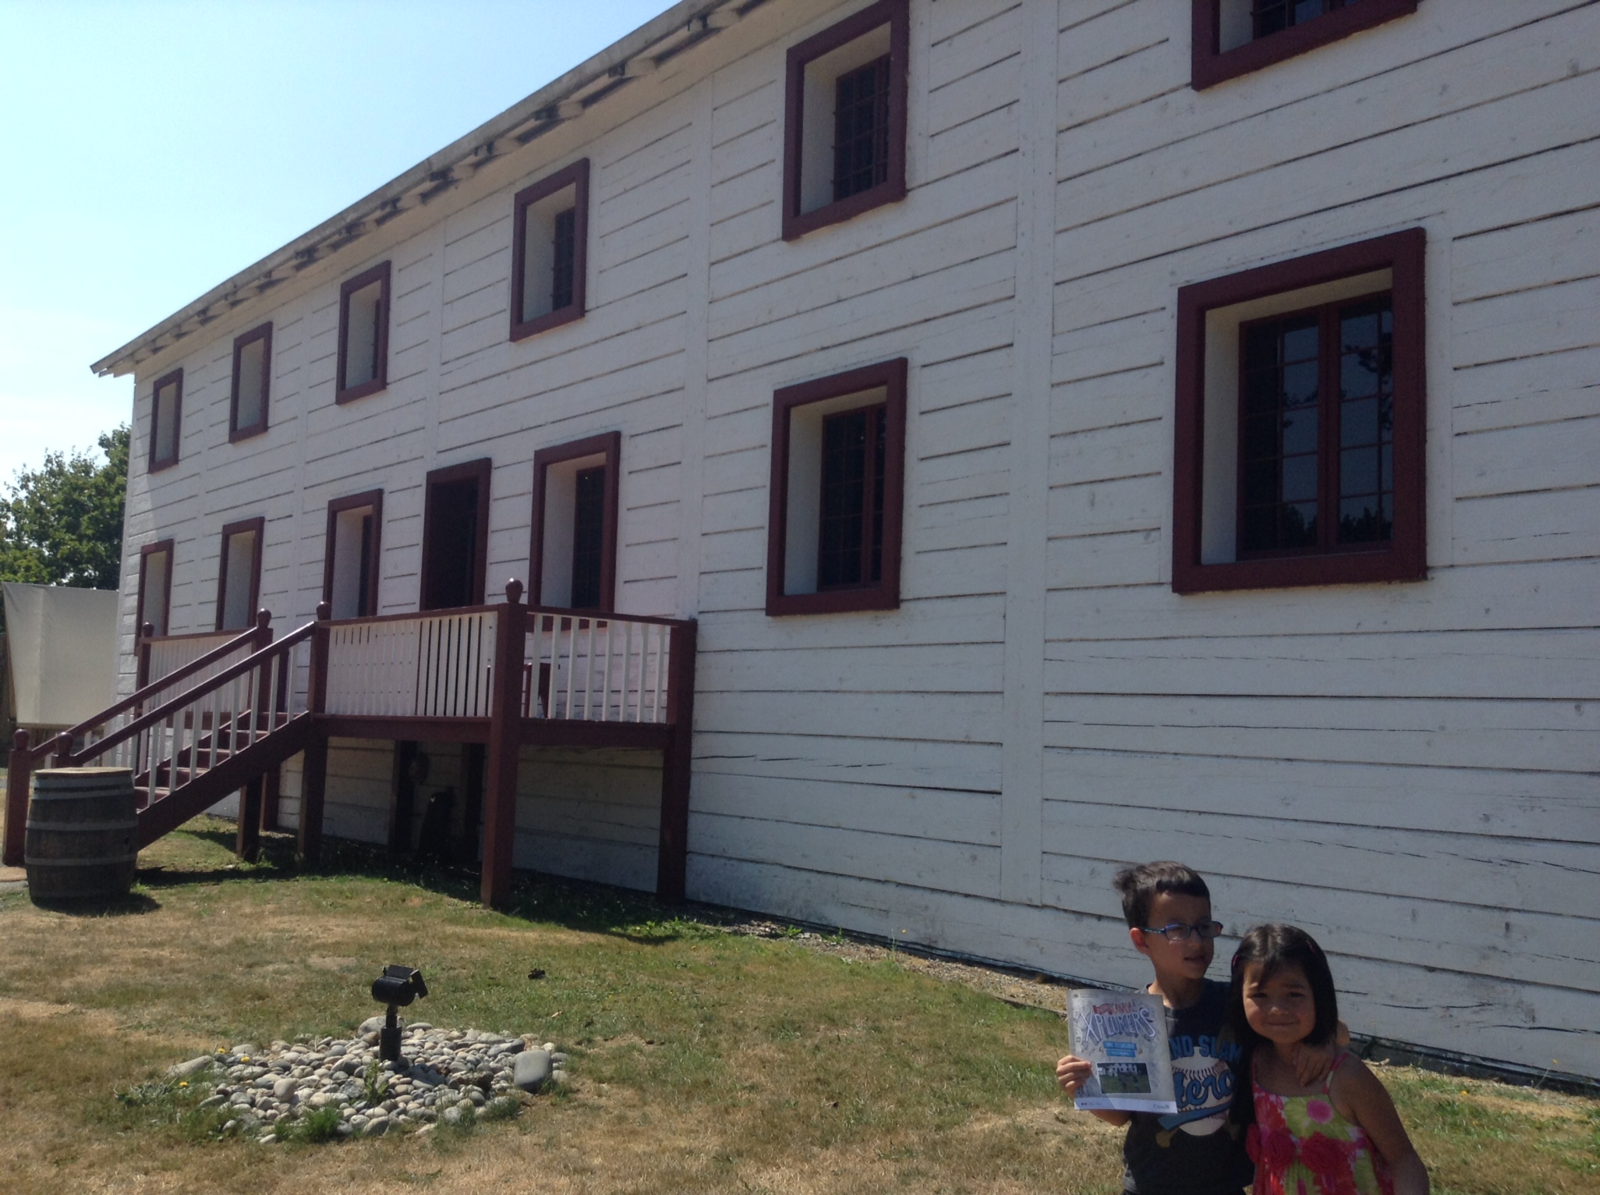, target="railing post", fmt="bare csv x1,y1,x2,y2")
136,622,154,700
3,730,31,868
656,619,698,903
298,602,332,865
238,608,275,849
481,580,526,910
53,731,73,768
